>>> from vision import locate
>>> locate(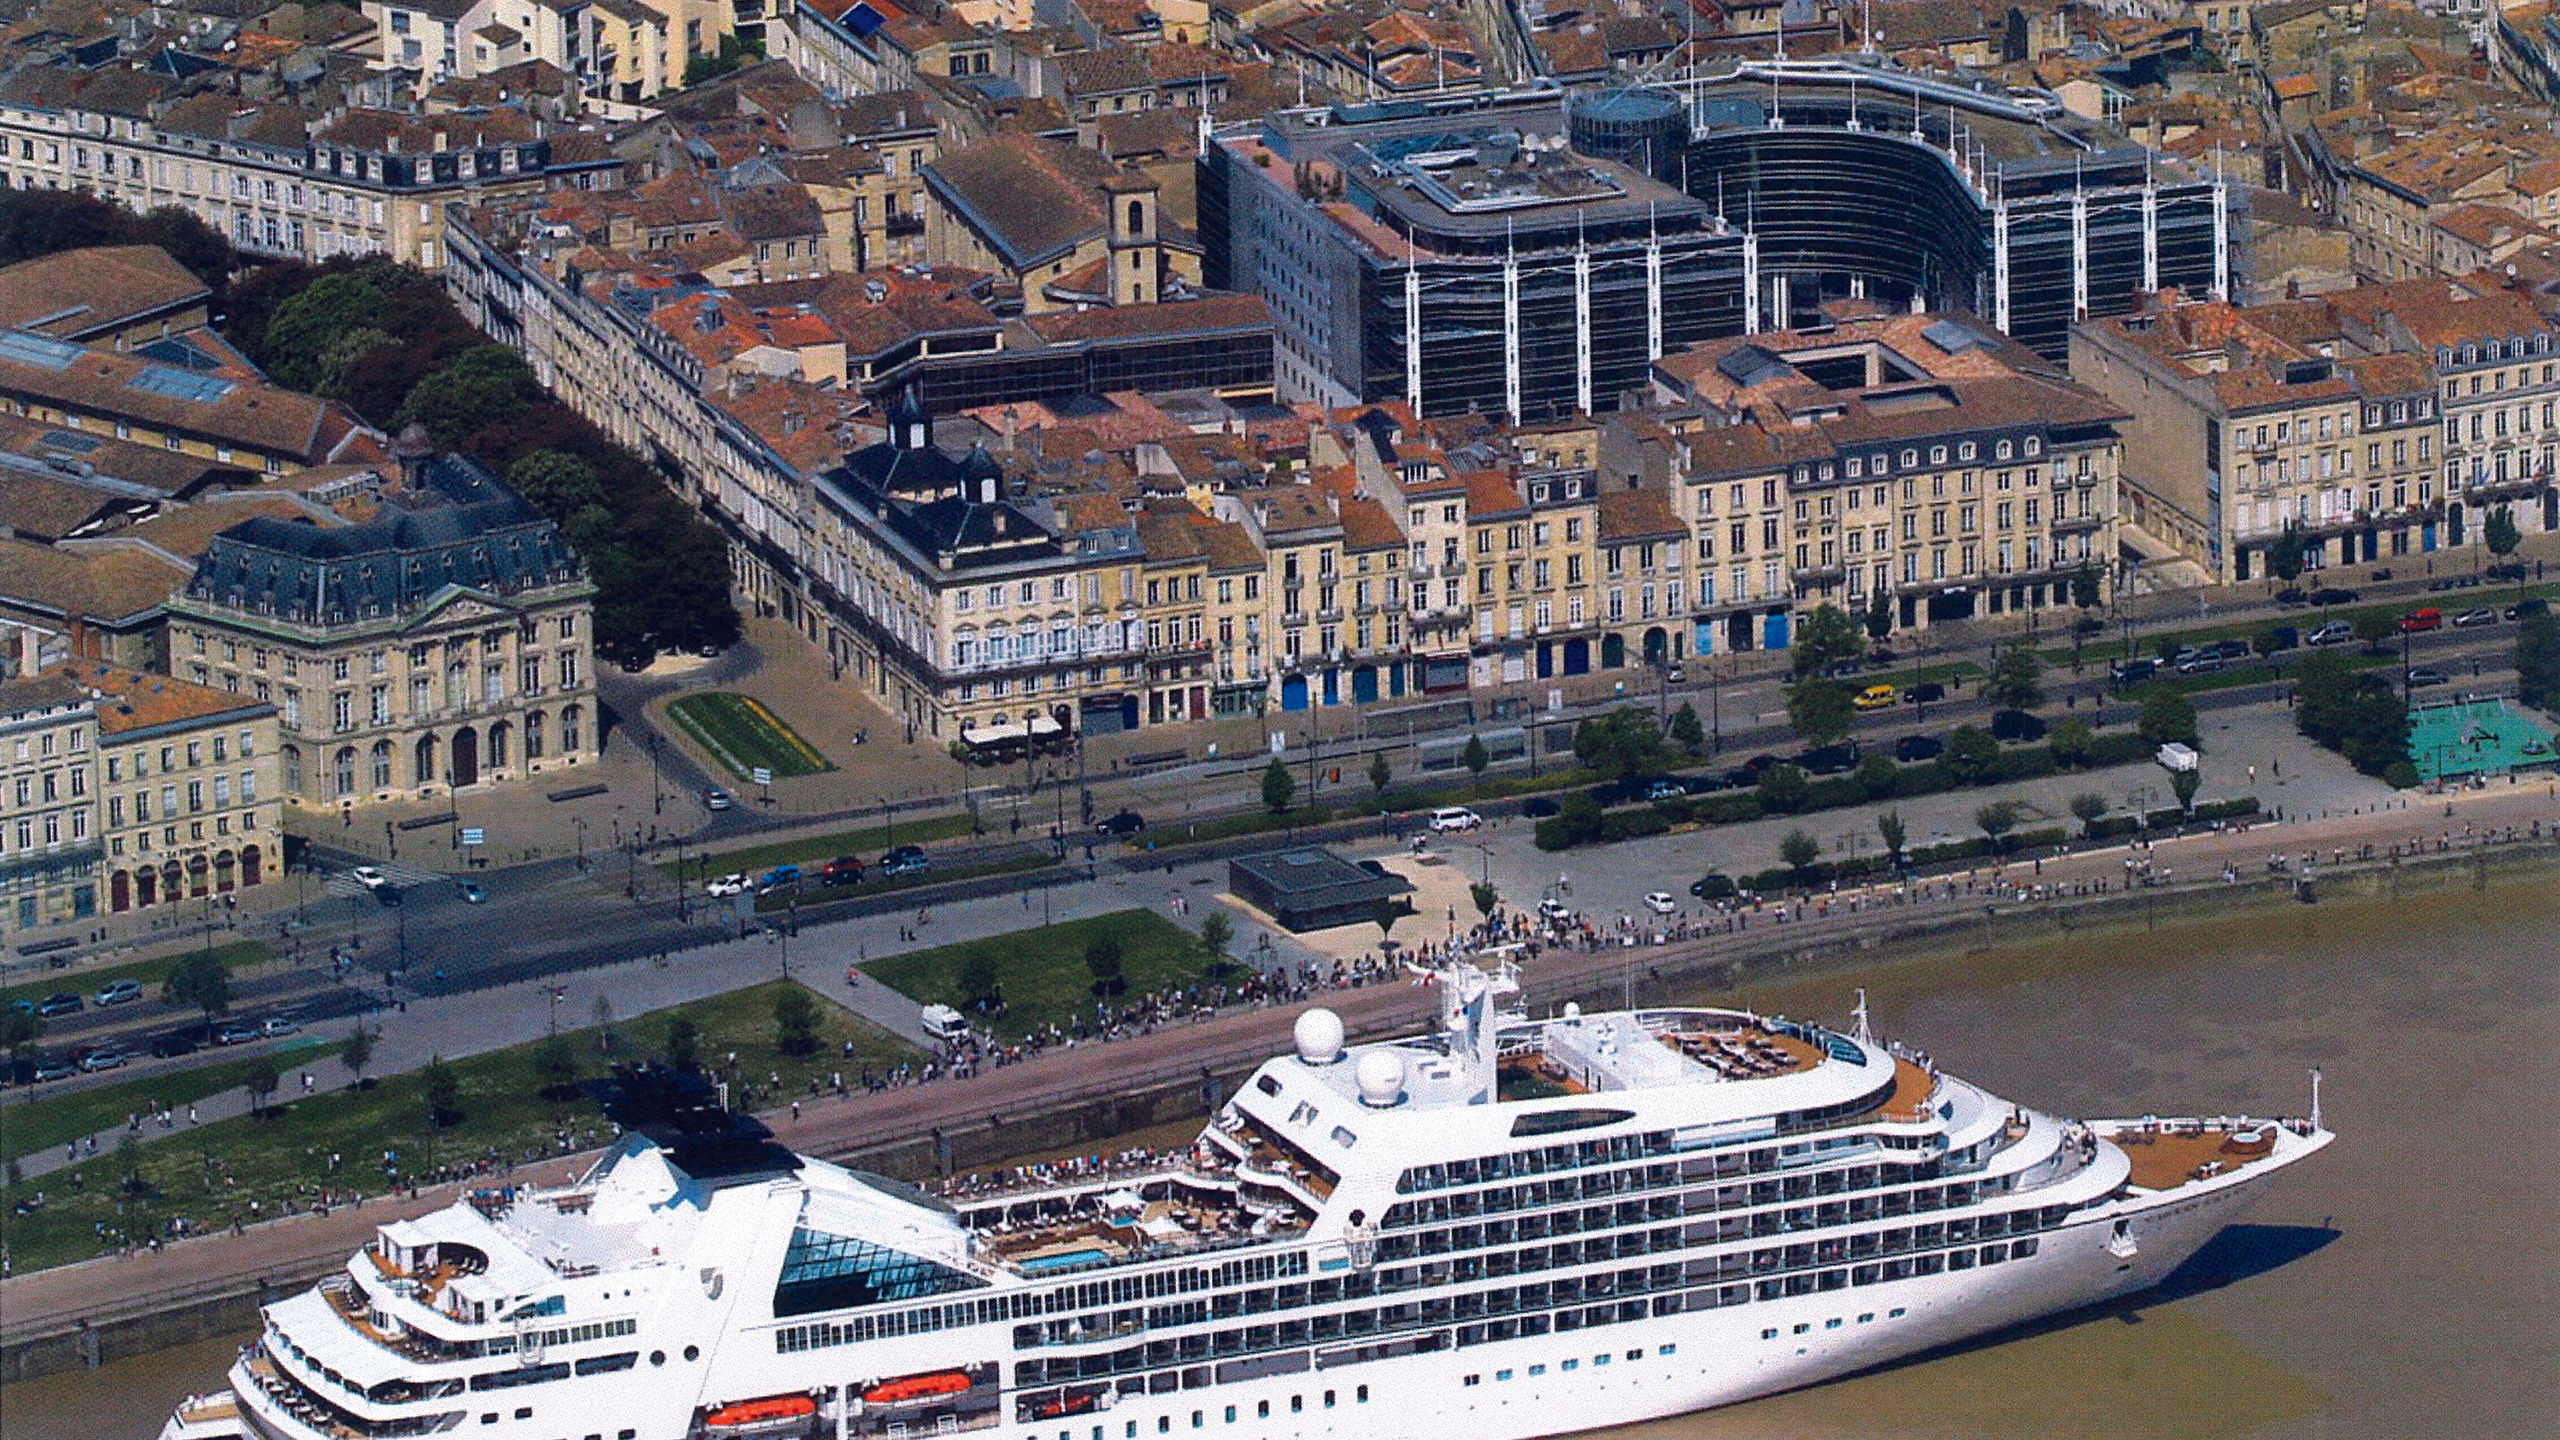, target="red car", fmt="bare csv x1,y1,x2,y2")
2398,608,2442,633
